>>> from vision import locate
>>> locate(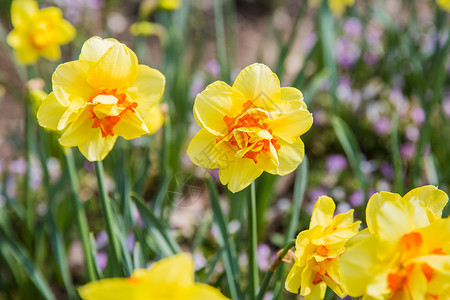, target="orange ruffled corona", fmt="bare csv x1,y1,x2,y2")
37,37,165,161
285,196,361,299
78,253,229,300
340,186,450,299
6,0,75,65
187,63,313,193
